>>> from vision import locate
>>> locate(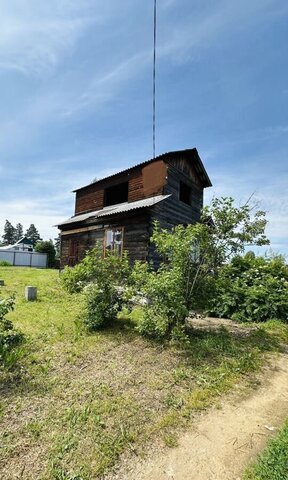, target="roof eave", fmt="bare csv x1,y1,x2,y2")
193,149,212,188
